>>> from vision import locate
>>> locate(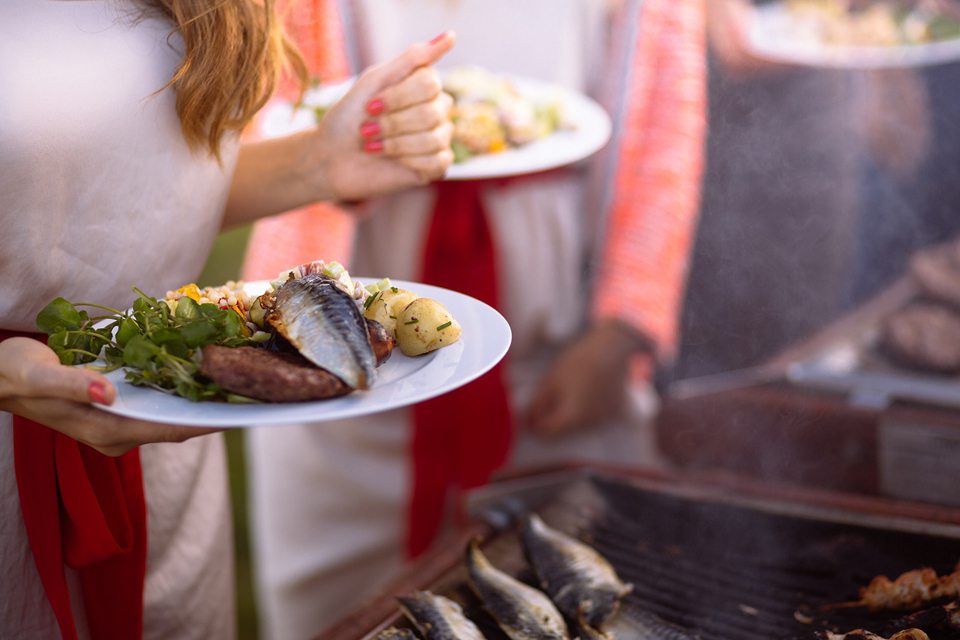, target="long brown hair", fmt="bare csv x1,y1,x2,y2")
142,0,308,159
